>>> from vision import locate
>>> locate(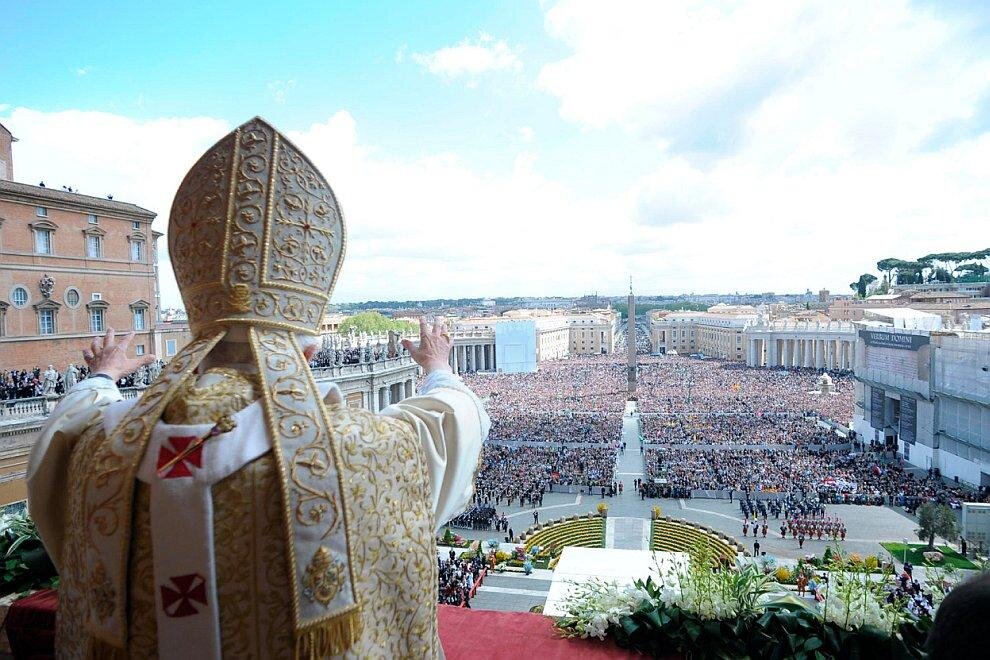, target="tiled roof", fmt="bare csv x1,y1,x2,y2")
0,179,156,219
